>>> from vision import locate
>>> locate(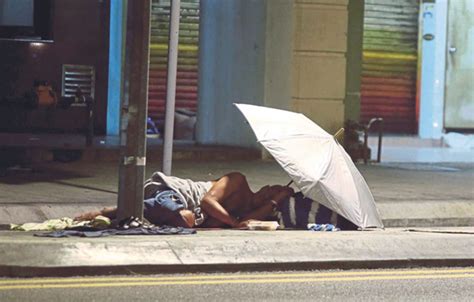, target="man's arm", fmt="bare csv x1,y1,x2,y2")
201,195,239,227
200,173,249,227
207,187,294,229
